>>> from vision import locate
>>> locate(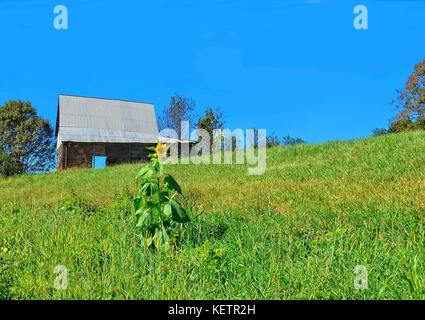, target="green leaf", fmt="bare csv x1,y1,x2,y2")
170,200,190,223
144,200,157,209
151,158,161,173
164,174,182,194
136,166,154,179
136,209,151,227
133,196,143,211
153,227,170,250
150,205,162,221
159,190,171,202
164,203,172,219
140,181,159,196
